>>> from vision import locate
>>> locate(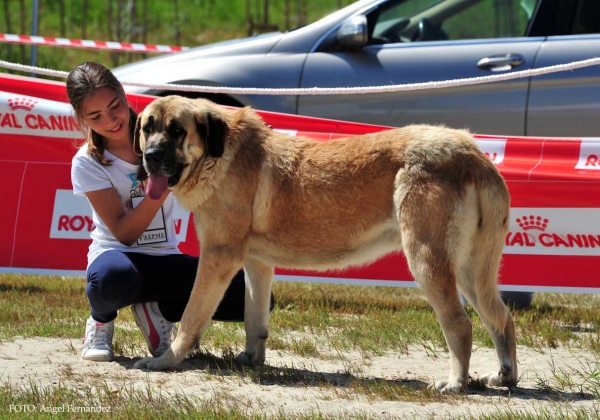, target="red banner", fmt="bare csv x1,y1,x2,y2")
2,73,600,293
